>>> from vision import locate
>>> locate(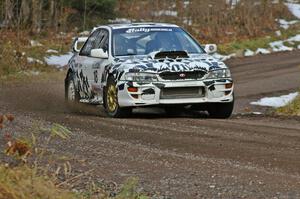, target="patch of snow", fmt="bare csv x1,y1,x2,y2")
27,57,44,65
277,19,298,29
298,44,300,49
226,0,240,8
46,49,59,54
183,18,193,25
183,1,190,8
212,53,236,61
30,71,40,76
44,52,73,68
287,34,300,42
244,49,255,57
285,2,300,19
18,70,40,76
109,18,132,24
251,92,299,108
275,30,282,36
27,57,34,63
269,40,293,52
152,10,178,17
255,48,271,55
79,30,90,36
30,40,43,47
252,112,263,115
